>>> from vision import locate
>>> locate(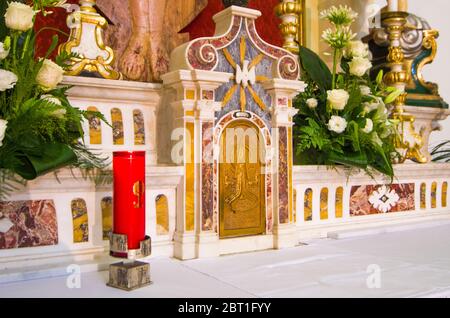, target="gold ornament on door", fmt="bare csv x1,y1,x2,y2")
219,121,266,238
